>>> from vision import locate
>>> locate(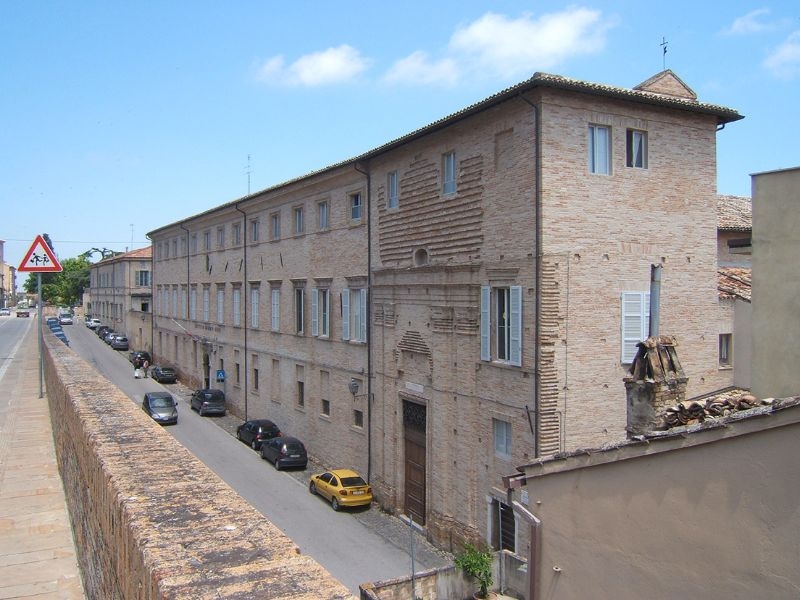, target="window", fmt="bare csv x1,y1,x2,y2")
297,380,305,408
621,291,650,363
318,201,329,230
190,286,197,320
253,367,259,391
626,129,648,169
387,170,399,208
295,288,305,334
202,287,210,322
442,151,456,194
232,287,241,326
217,287,225,324
353,409,364,428
480,286,522,366
589,124,611,174
135,270,151,287
232,222,241,245
341,288,367,342
271,288,280,331
190,234,198,253
251,285,260,328
203,230,211,250
321,399,330,416
294,206,304,234
719,333,732,366
311,288,330,338
217,226,225,248
180,287,186,318
493,419,512,458
250,219,260,242
172,239,178,257
271,213,280,240
350,192,362,221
